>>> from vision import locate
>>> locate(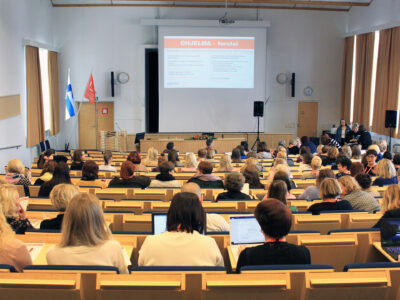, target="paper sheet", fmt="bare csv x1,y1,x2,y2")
25,243,45,262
